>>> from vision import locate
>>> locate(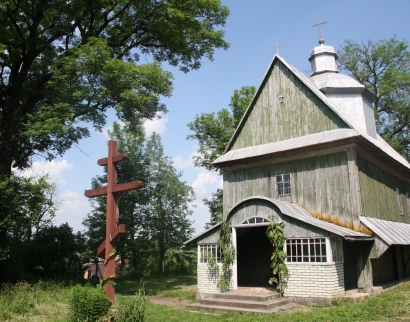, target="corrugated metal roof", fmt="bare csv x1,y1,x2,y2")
253,197,372,240
213,128,358,165
184,198,372,245
360,216,410,245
